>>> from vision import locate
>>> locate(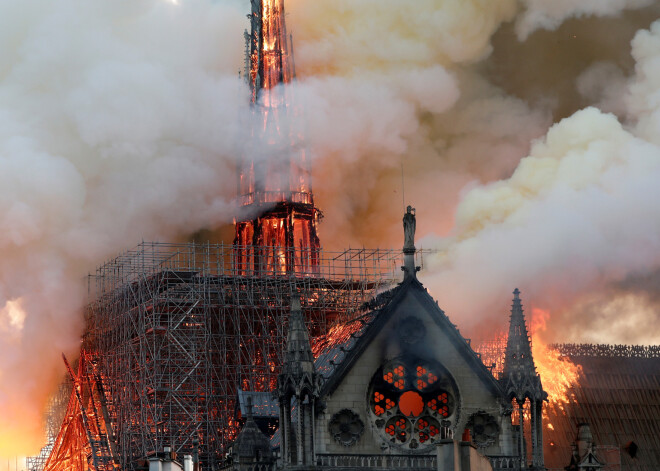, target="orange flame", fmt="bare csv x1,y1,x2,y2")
530,308,582,410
